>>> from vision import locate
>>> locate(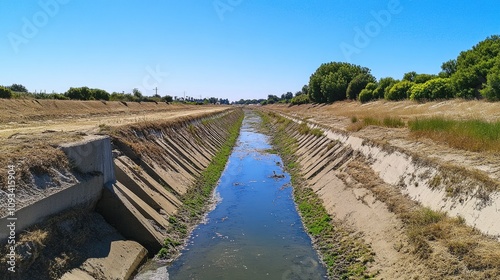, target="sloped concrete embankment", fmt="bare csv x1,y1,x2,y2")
0,108,242,279
96,109,244,254
278,112,500,239
261,110,500,278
